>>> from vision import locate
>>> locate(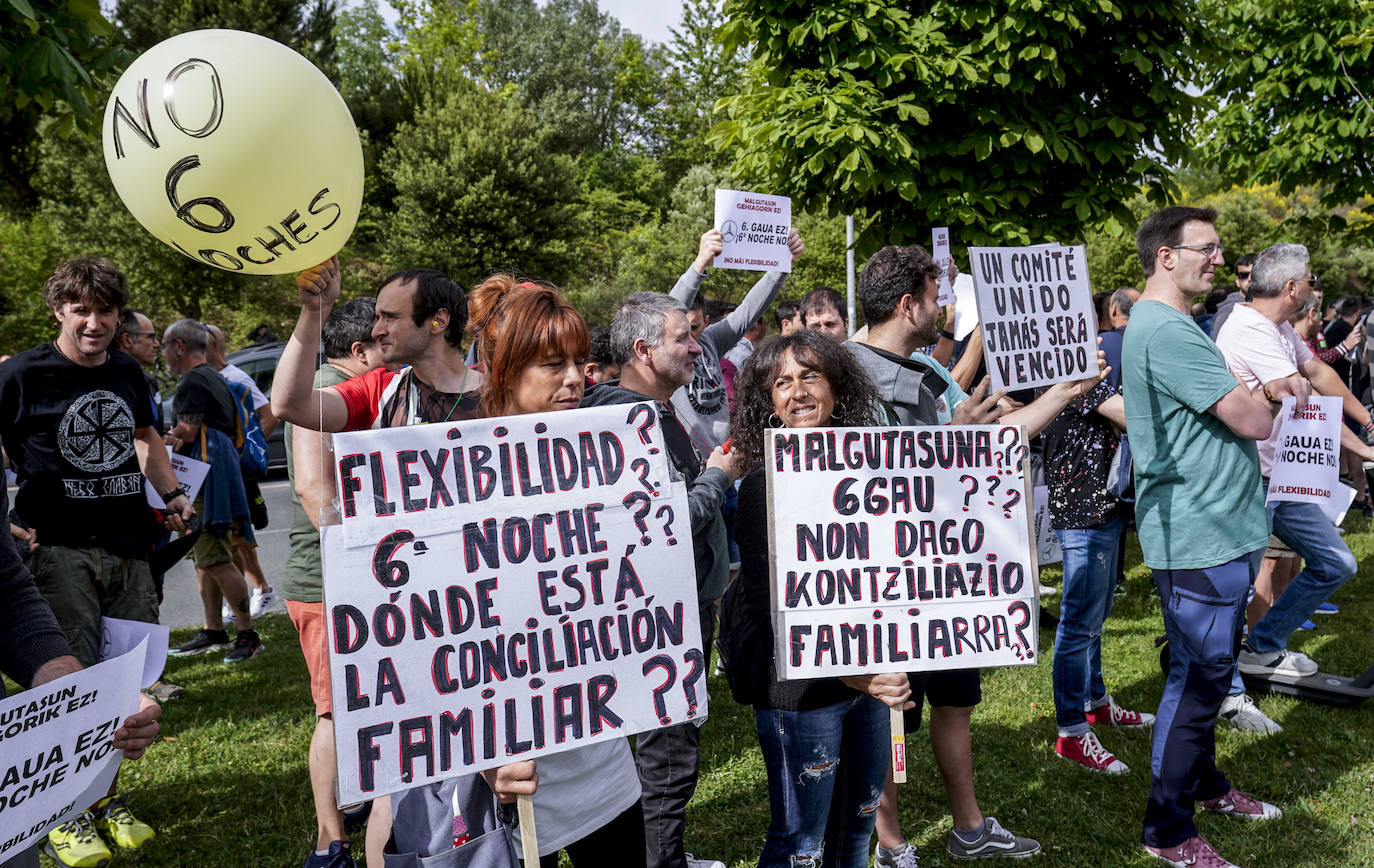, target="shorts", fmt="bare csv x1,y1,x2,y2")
903,667,982,732
287,599,332,716
191,491,235,567
1263,533,1296,560
30,545,157,668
